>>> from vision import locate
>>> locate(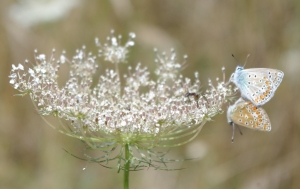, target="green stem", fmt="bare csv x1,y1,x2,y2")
124,144,130,189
